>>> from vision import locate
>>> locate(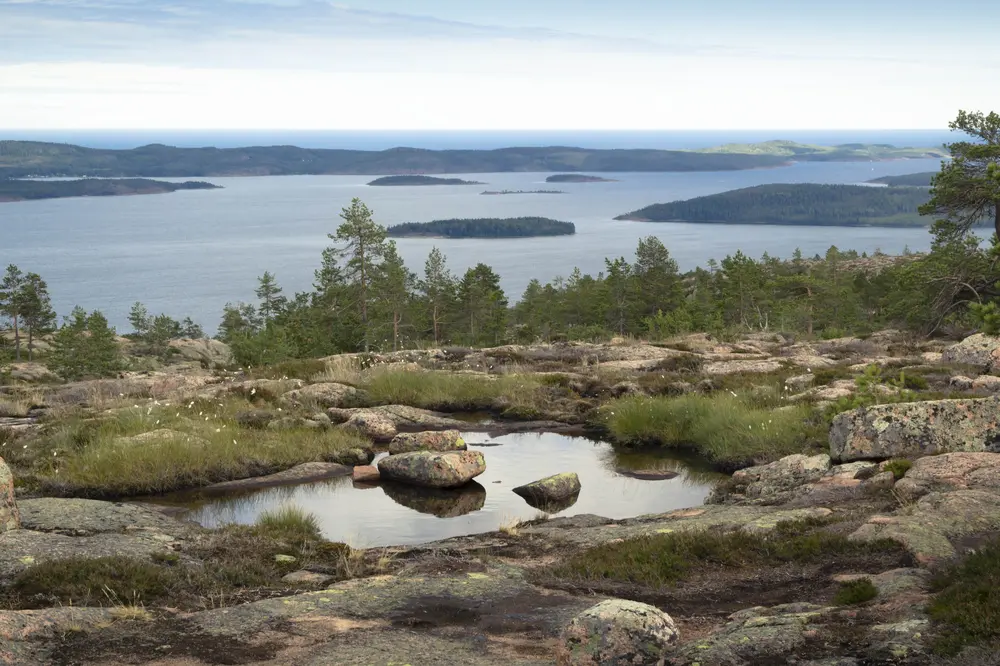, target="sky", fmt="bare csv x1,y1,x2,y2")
1,0,998,130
